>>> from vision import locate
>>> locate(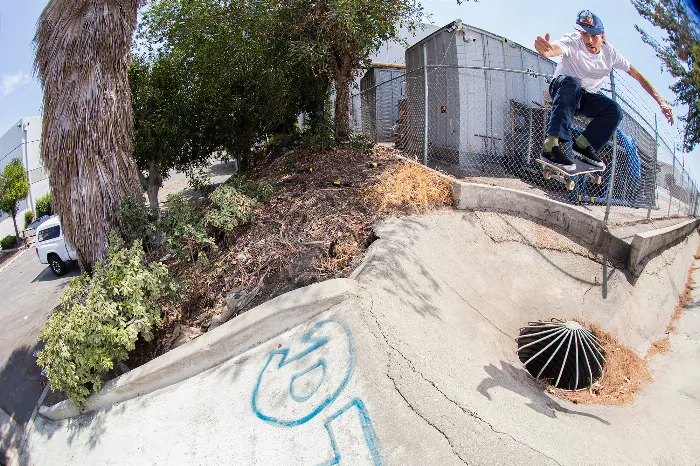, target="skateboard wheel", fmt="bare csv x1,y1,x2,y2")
595,175,602,185
543,170,551,180
566,180,575,191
